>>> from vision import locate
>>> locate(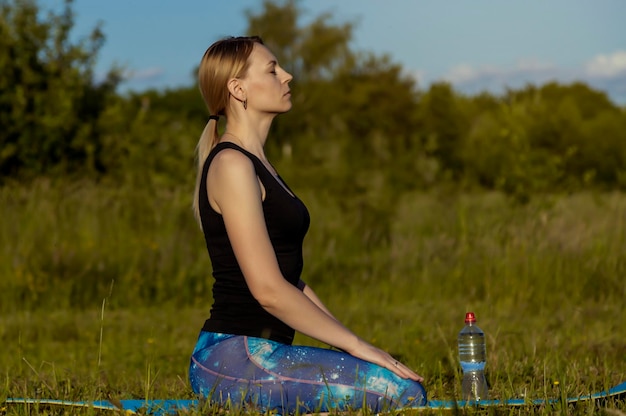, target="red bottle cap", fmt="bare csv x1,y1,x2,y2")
465,312,476,324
